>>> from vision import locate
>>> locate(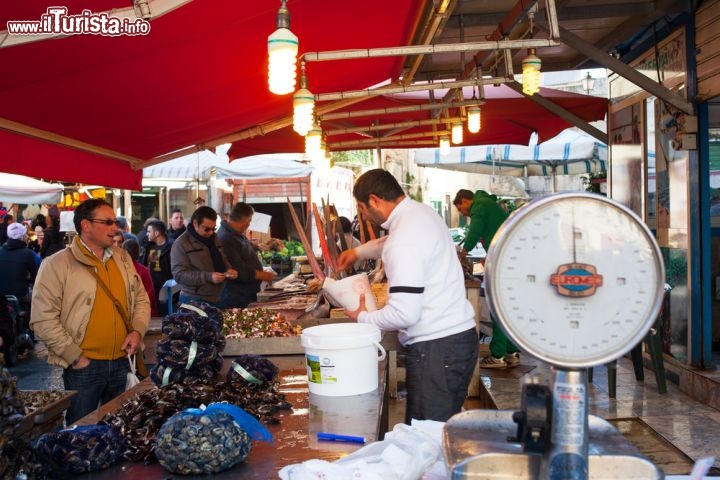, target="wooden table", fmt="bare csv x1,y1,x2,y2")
78,356,389,479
